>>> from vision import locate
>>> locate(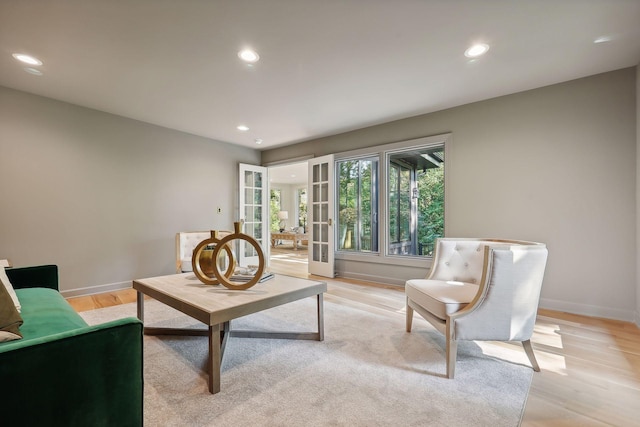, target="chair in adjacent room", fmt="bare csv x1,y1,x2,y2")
175,231,211,273
405,238,548,378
